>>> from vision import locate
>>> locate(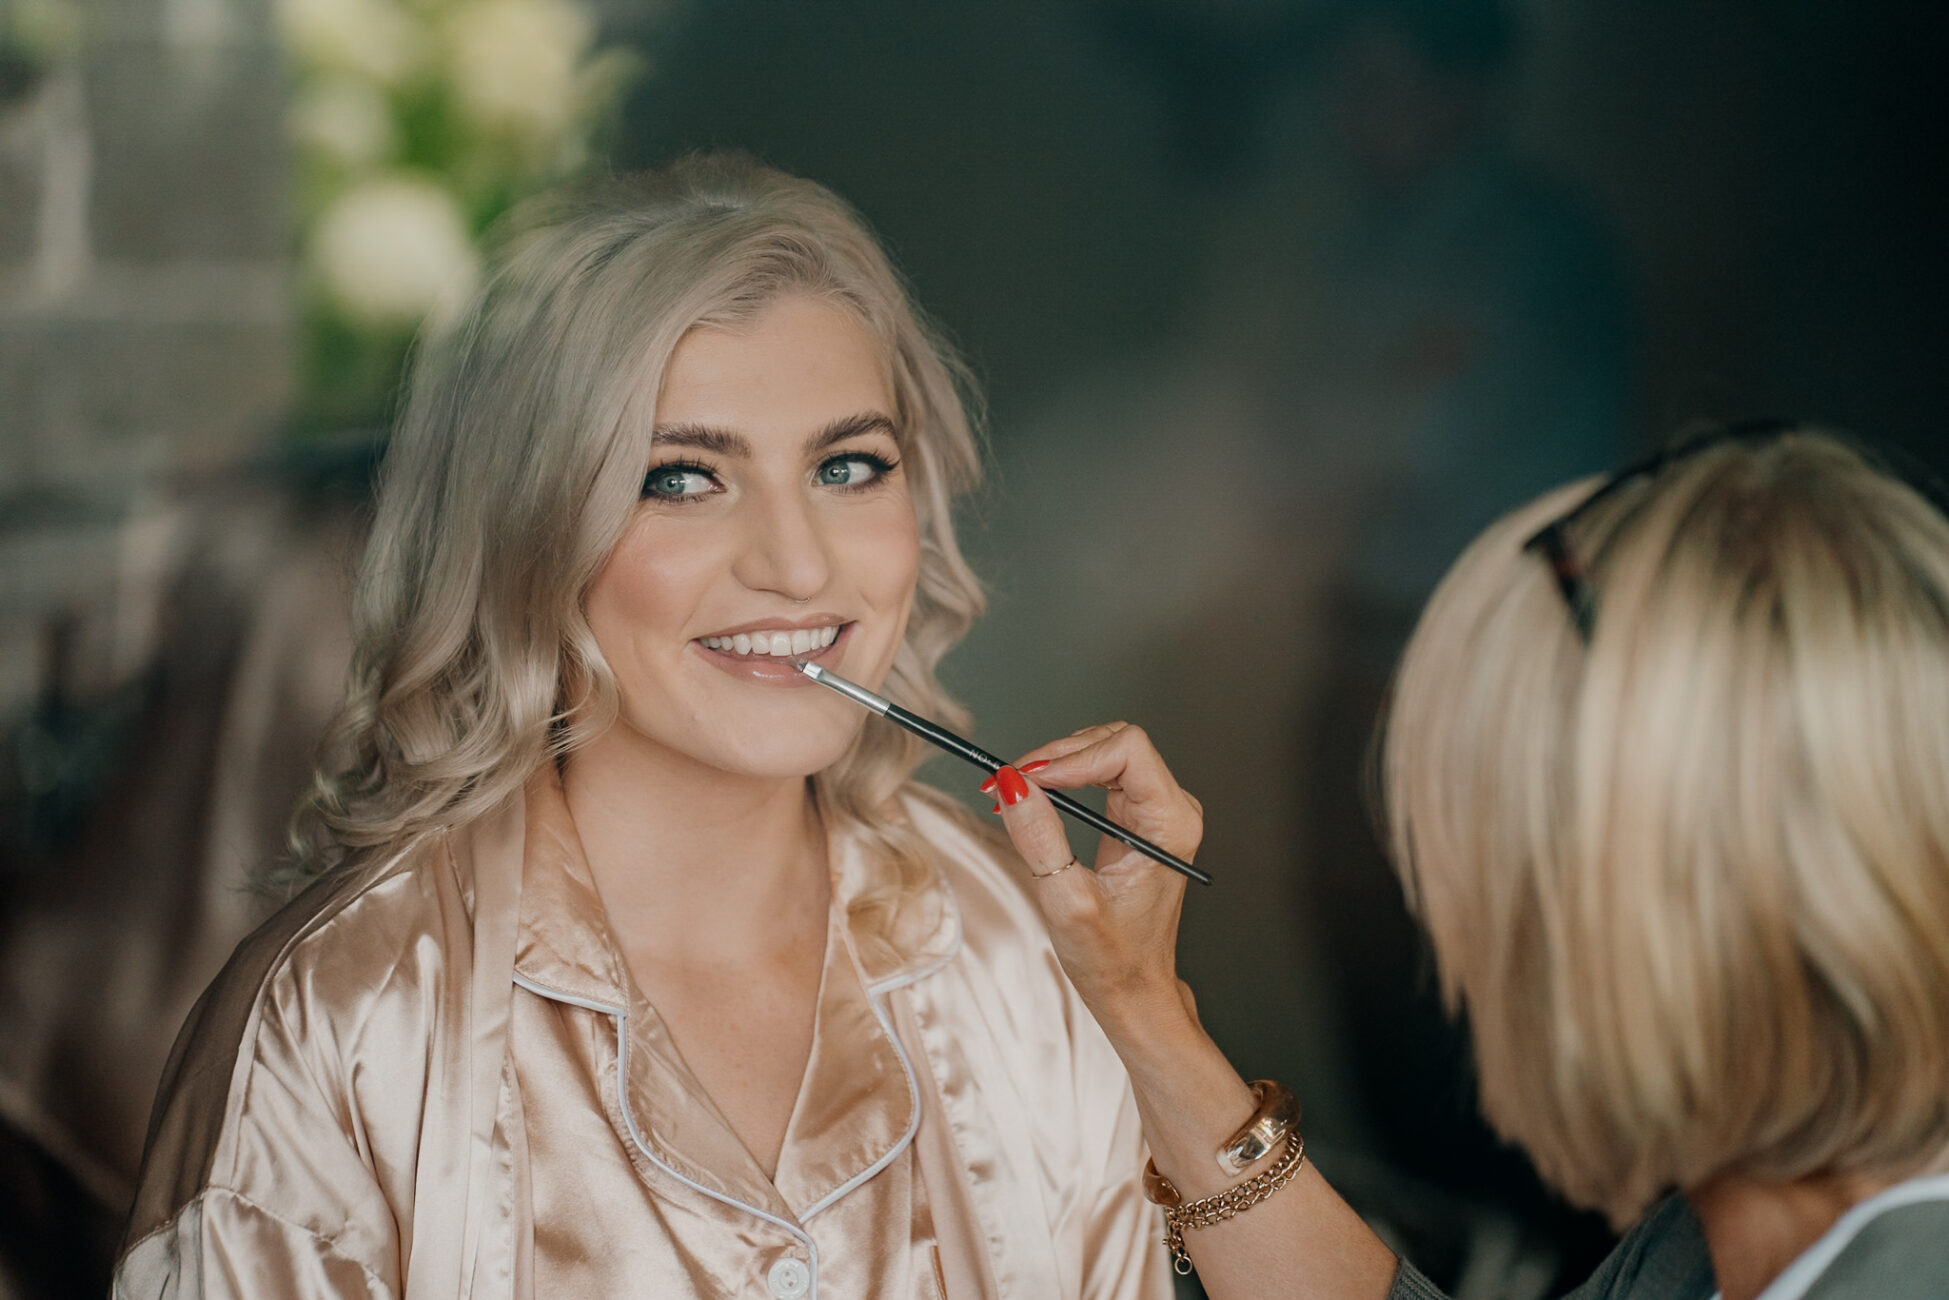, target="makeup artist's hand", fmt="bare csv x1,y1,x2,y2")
986,732,1404,1300
984,723,1202,1025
